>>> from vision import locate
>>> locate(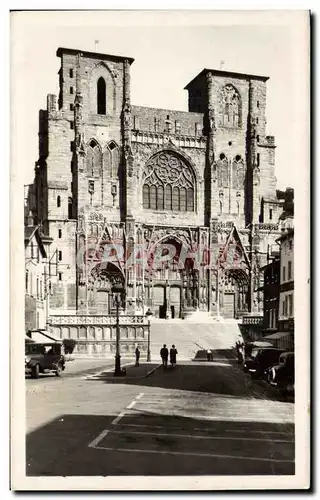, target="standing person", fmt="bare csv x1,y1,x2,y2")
207,349,212,362
160,344,169,368
170,344,178,368
135,345,140,367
